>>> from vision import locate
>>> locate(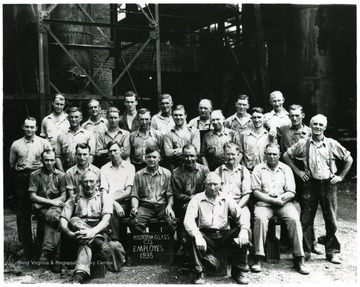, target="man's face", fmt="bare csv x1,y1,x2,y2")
107,112,120,128
108,144,122,163
183,147,197,167
235,99,249,114
138,112,151,130
42,152,56,172
198,101,212,120
160,99,172,113
145,151,161,168
23,119,37,138
68,111,82,127
211,113,224,131
172,109,186,126
251,112,264,128
265,146,280,166
205,175,221,197
81,173,98,196
52,99,65,114
76,147,90,166
269,94,284,111
311,118,327,136
289,109,304,126
88,102,100,117
124,95,138,112
224,146,240,166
